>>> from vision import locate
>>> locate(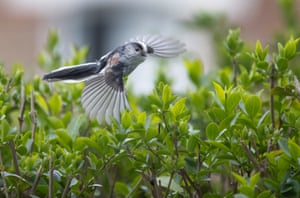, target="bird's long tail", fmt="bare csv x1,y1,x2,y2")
42,62,102,82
